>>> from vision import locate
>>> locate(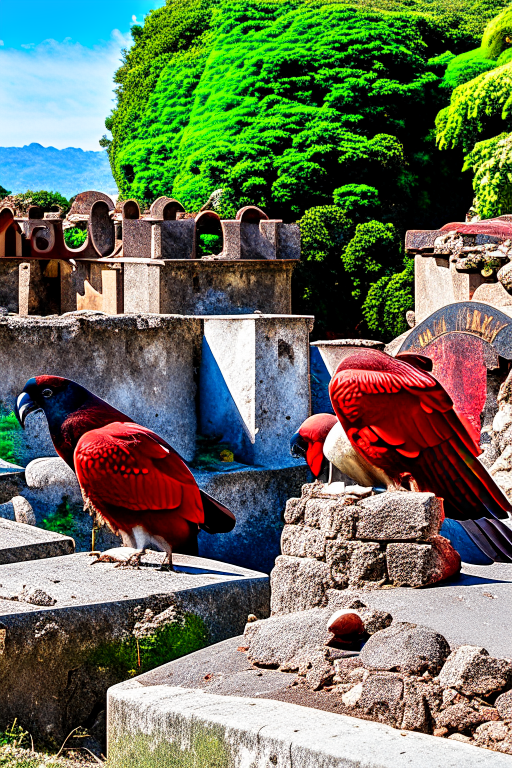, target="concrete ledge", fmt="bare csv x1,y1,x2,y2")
107,678,511,767
0,553,269,743
0,517,74,564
